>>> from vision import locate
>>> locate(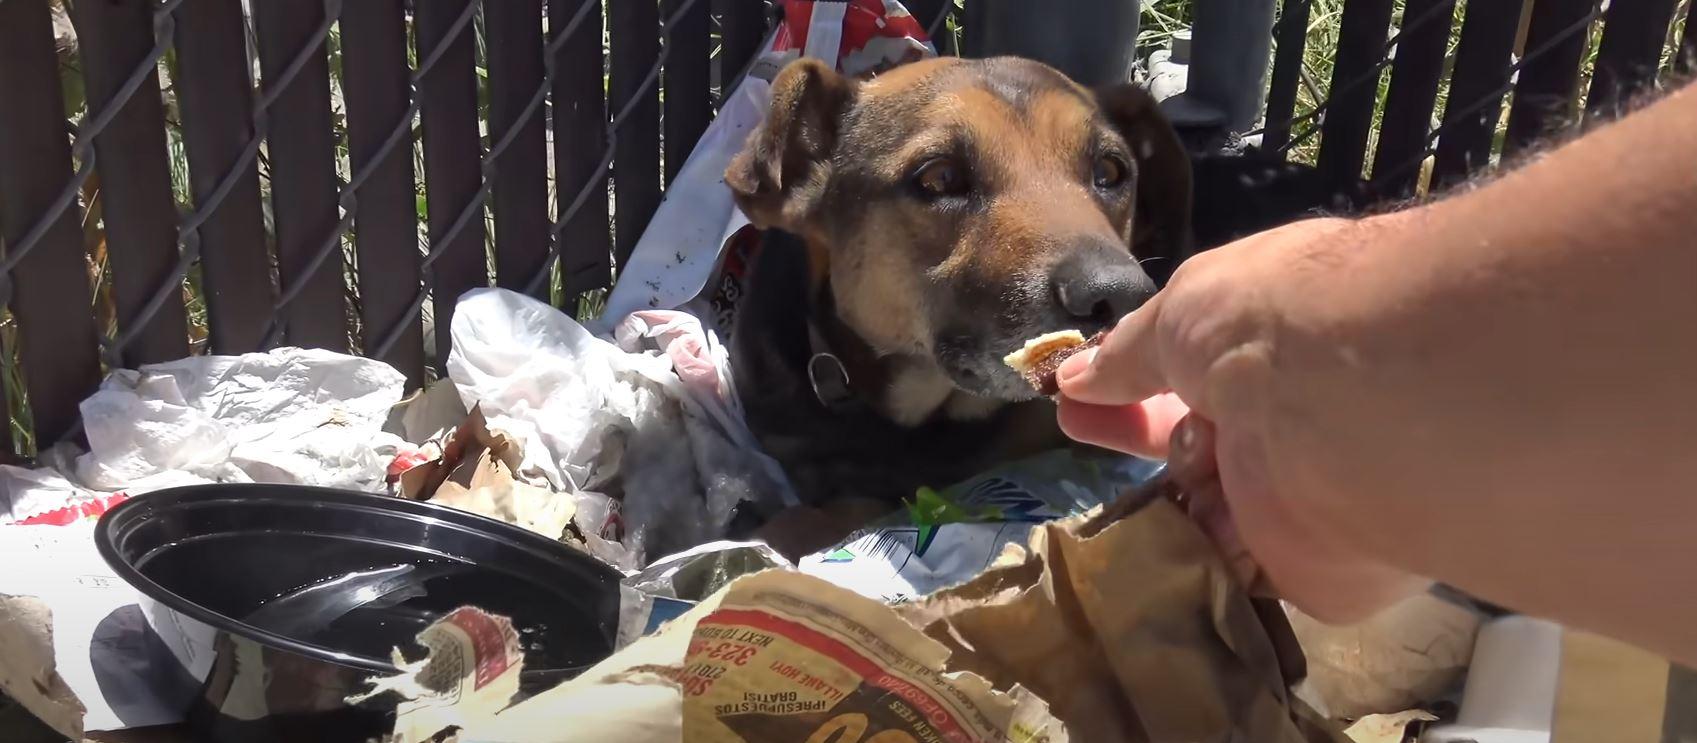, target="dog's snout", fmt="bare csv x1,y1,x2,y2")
1050,241,1157,326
